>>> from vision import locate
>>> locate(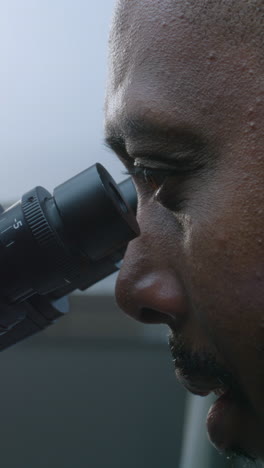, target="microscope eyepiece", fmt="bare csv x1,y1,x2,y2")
0,163,139,306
